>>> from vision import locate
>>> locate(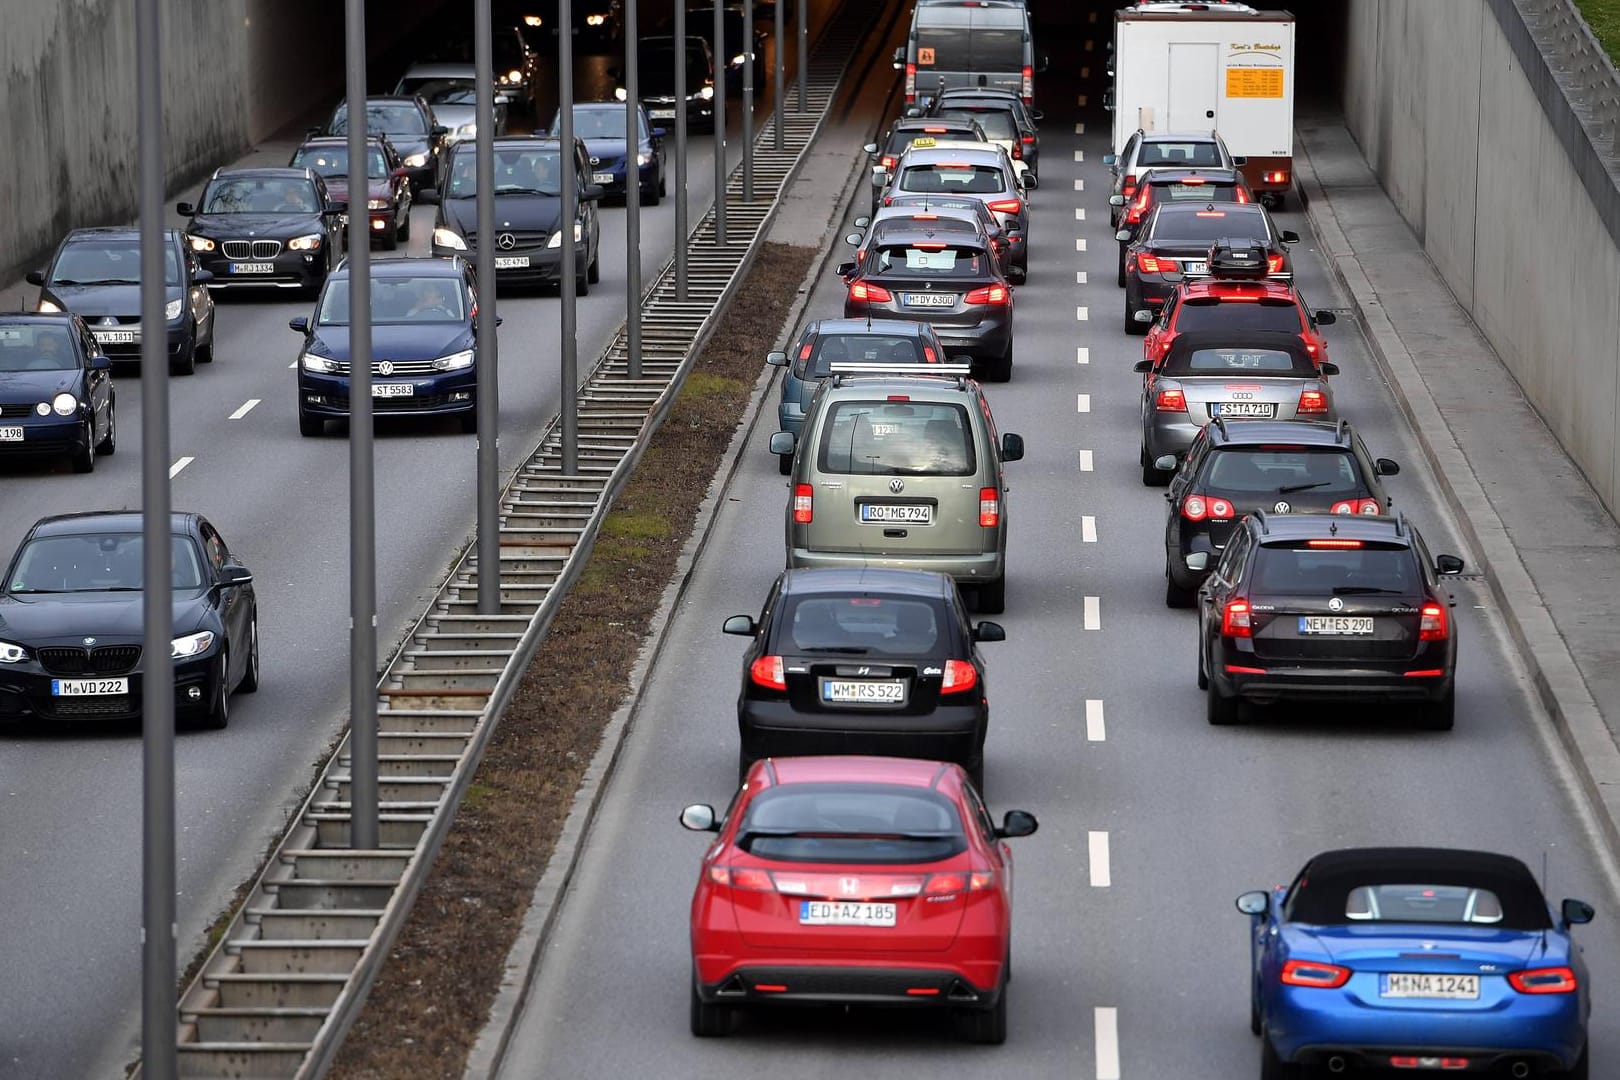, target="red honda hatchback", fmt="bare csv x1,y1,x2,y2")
681,755,1038,1043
